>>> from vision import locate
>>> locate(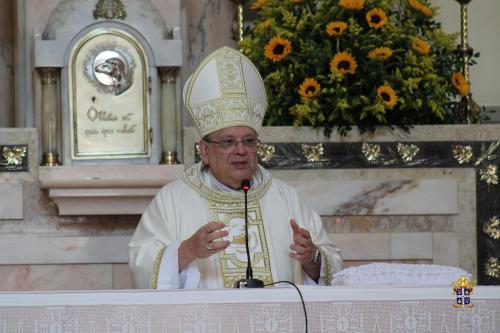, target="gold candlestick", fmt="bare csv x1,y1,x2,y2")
237,2,244,44
230,0,245,50
454,0,480,124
